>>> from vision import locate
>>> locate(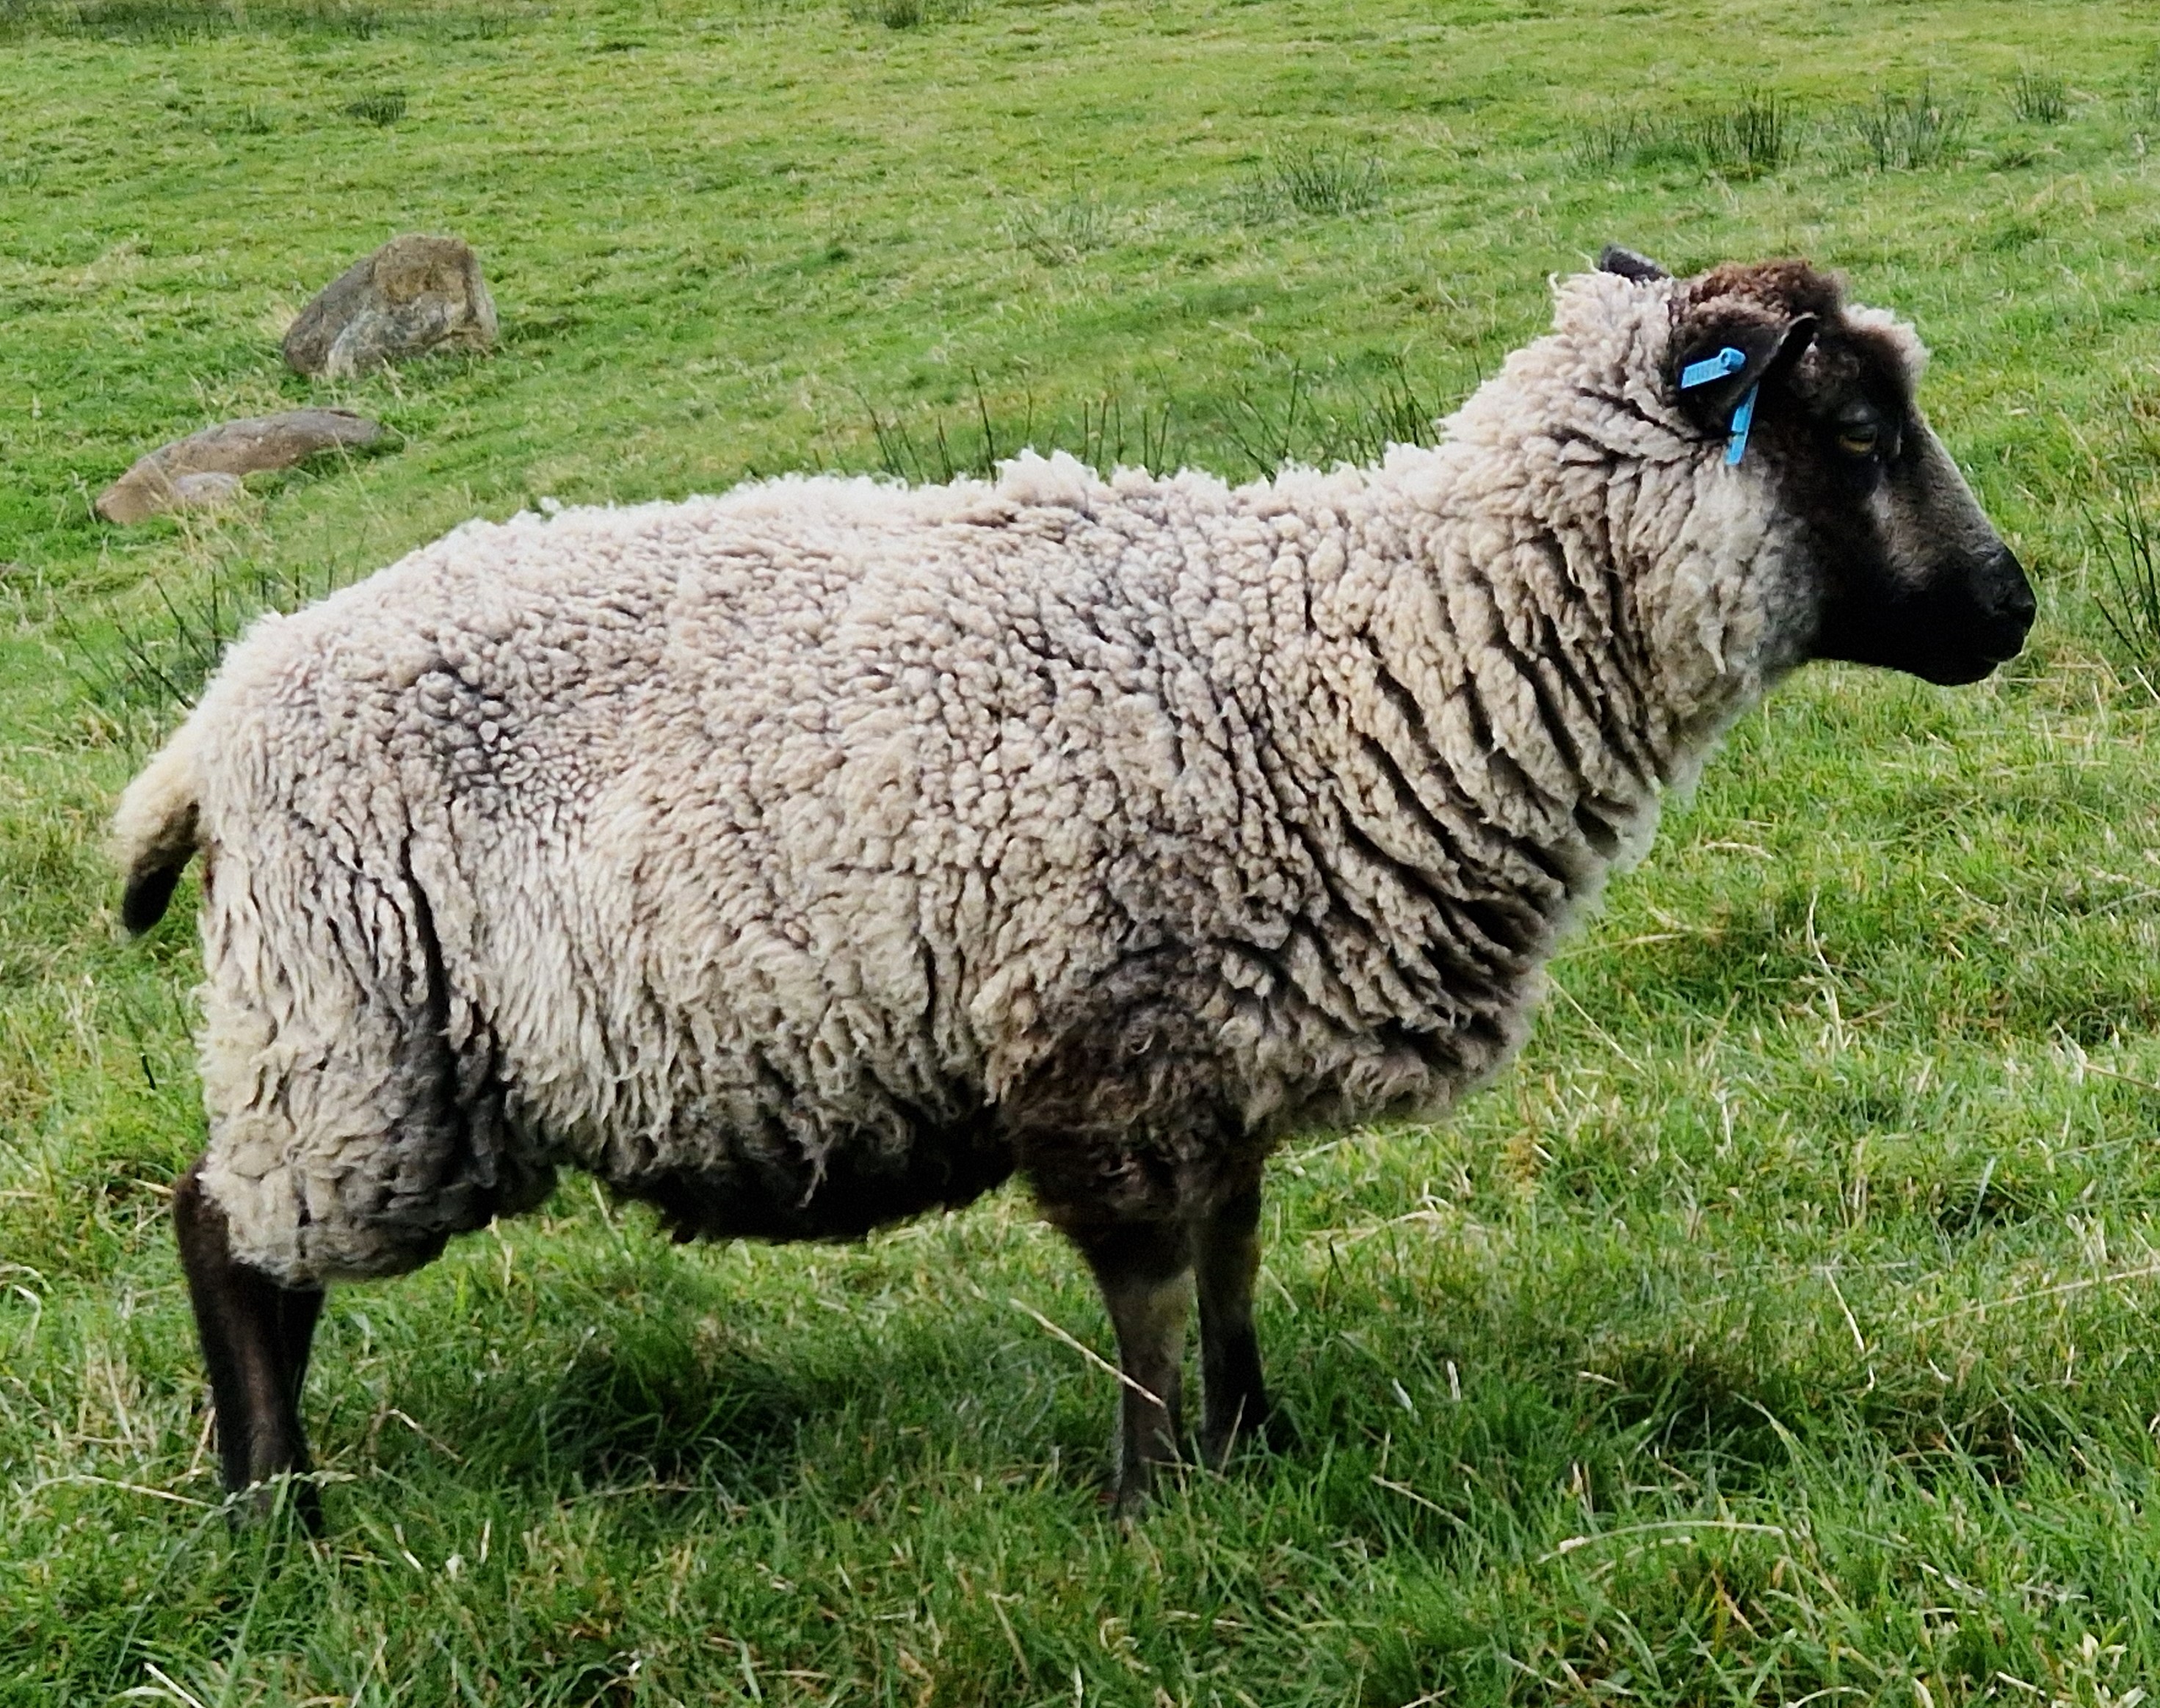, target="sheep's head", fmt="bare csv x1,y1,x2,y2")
1606,246,2034,687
